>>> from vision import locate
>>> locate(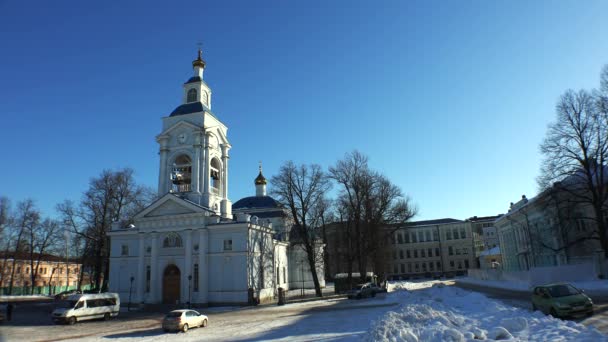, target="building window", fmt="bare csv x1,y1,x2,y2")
463,248,468,255
121,245,129,256
400,264,405,273
418,231,424,242
408,263,412,272
421,249,425,258
146,266,151,293
464,260,470,268
283,267,286,283
437,261,441,269
446,230,452,240
163,232,183,248
194,264,199,292
412,233,417,243
405,233,410,243
397,233,403,244
429,262,434,271
224,239,233,251
450,261,455,268
448,246,453,255
458,261,463,269
394,265,398,274
435,248,440,257
428,248,432,257
392,251,397,260
460,228,466,239
415,263,419,271
425,231,431,241
406,250,411,258
422,263,427,271
26,267,30,274
453,229,459,239
187,88,197,102
433,230,439,241
16,266,21,273
399,250,404,259
456,248,461,255
414,250,418,258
